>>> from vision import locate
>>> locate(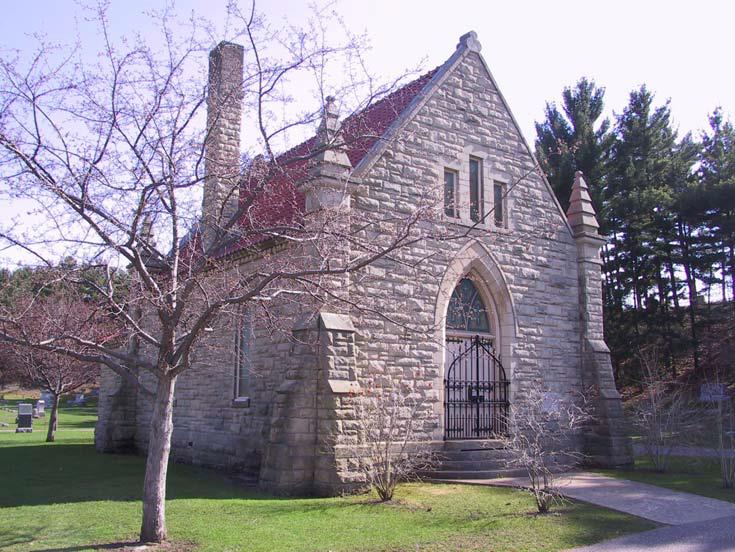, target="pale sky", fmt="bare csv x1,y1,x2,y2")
2,0,732,143
0,0,733,267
